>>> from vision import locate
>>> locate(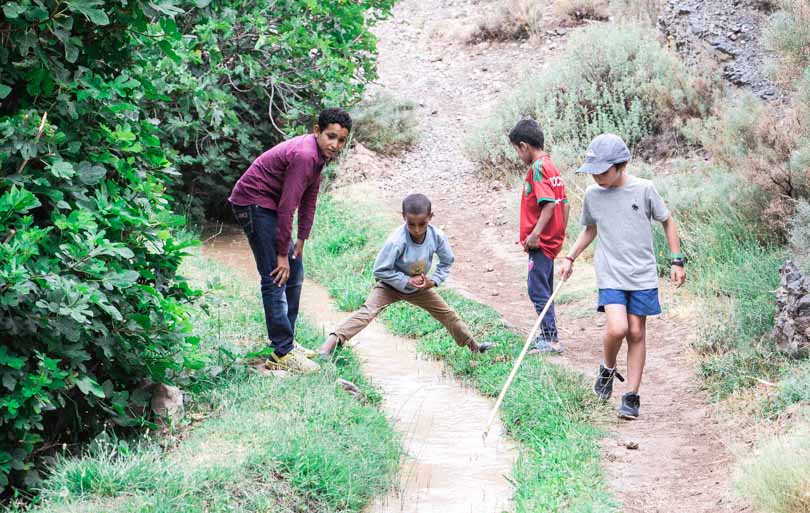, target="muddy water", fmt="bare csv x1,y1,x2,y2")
204,229,516,513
